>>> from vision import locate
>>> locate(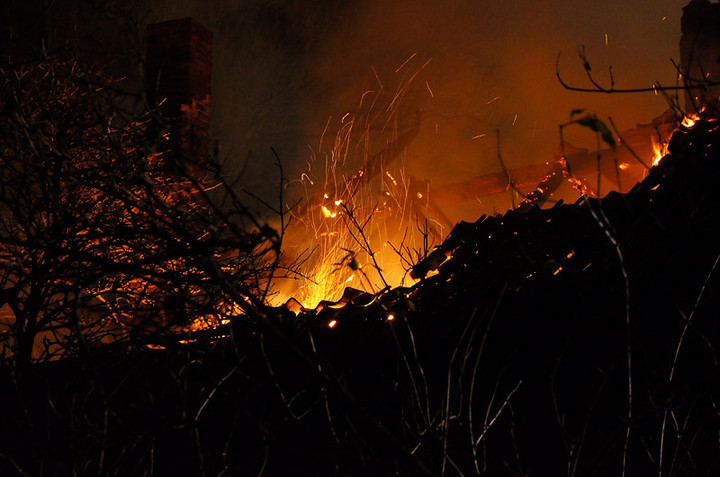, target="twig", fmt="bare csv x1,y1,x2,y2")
556,51,720,94
474,380,523,446
658,252,720,476
194,365,238,422
560,121,633,477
